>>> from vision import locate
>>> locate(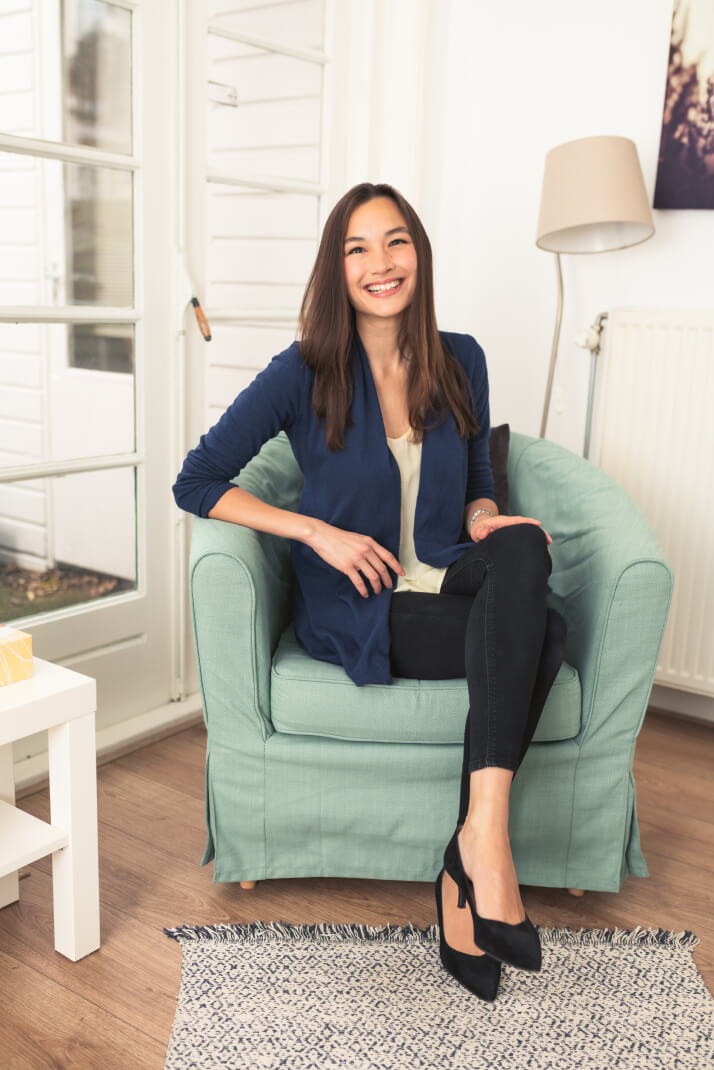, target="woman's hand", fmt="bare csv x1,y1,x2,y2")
471,514,552,545
304,519,406,597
